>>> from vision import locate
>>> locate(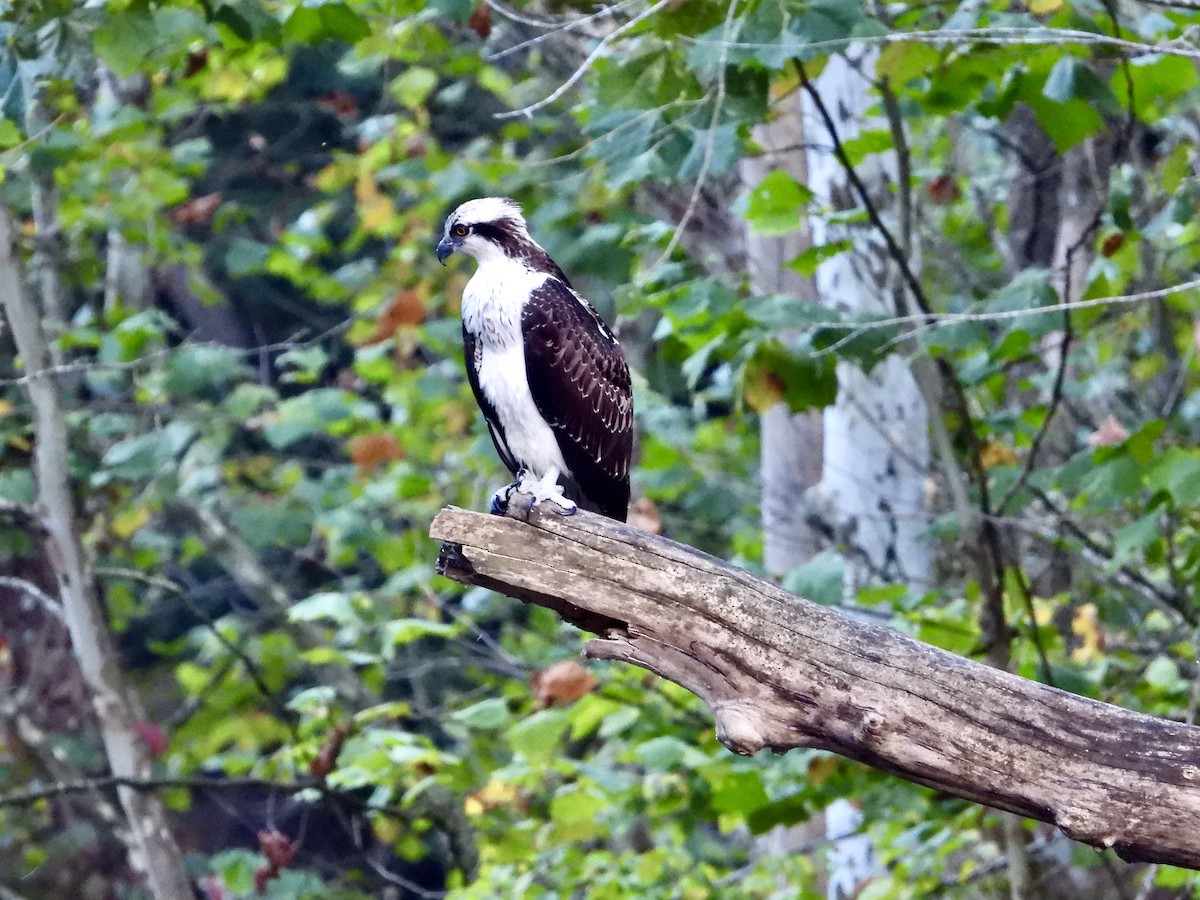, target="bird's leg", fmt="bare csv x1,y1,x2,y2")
489,468,528,516
517,467,577,516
